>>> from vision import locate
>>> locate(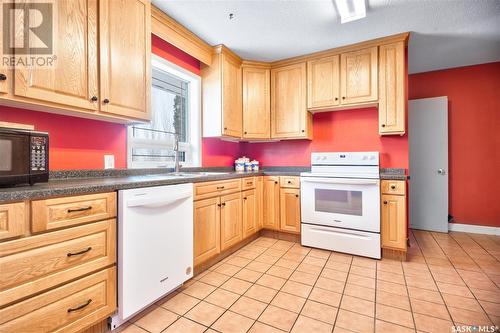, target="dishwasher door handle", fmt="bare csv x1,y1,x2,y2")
126,191,192,208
